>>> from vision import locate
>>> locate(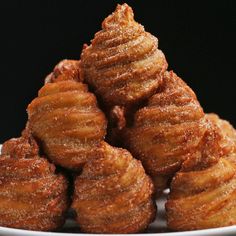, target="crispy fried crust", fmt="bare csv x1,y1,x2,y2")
72,142,156,233
80,4,167,107
166,116,236,230
207,113,236,151
124,71,207,194
27,61,107,170
0,131,69,231
45,59,81,83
